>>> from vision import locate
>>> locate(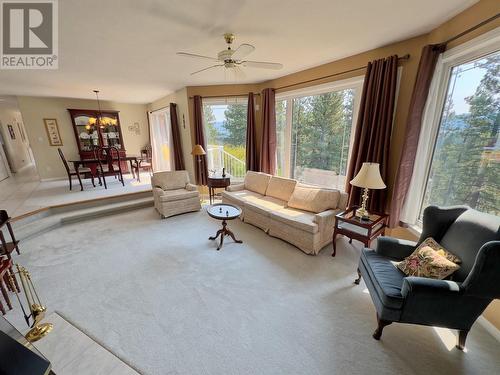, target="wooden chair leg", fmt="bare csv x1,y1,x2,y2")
373,314,392,340
456,329,469,350
0,298,5,315
76,172,84,191
0,281,12,310
91,174,96,187
68,175,72,190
